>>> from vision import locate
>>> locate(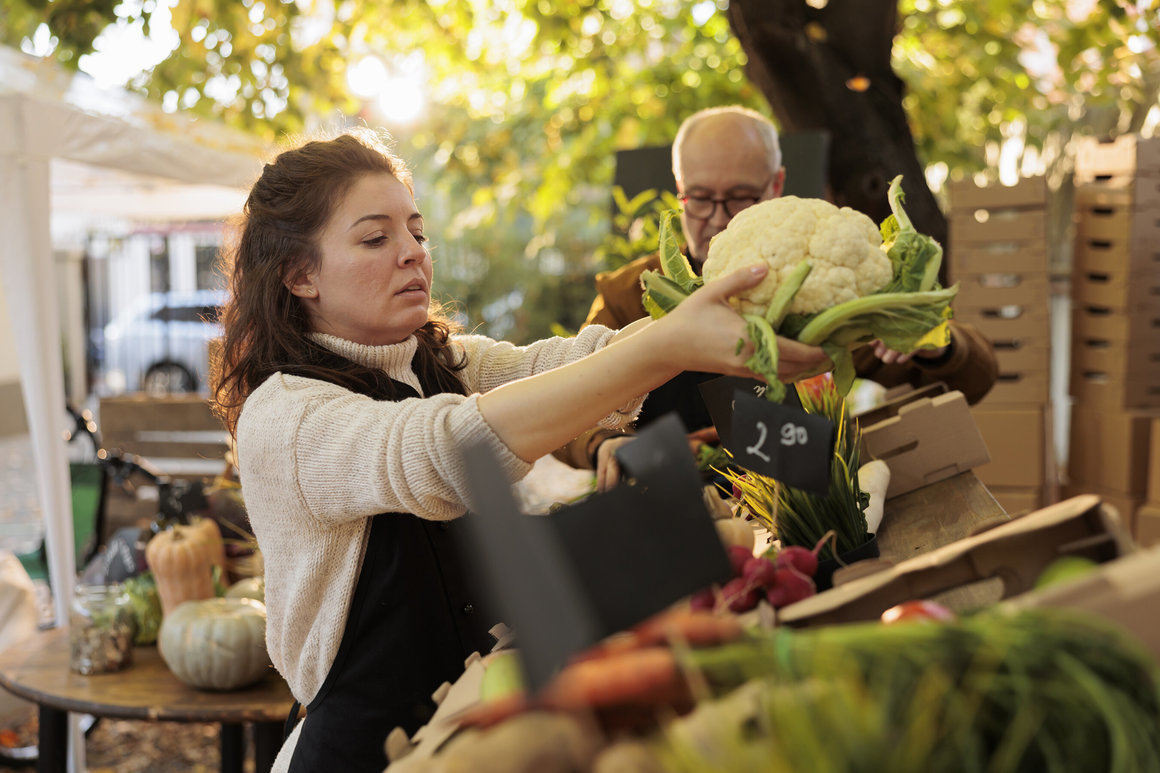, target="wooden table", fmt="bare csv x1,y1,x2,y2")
875,469,1009,610
0,626,294,773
